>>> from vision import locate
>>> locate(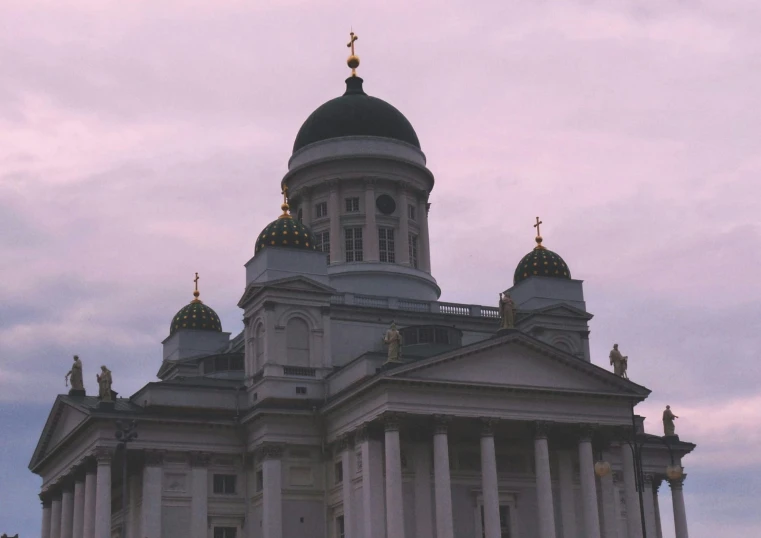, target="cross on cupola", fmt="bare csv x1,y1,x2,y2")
346,30,360,76
534,216,546,250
